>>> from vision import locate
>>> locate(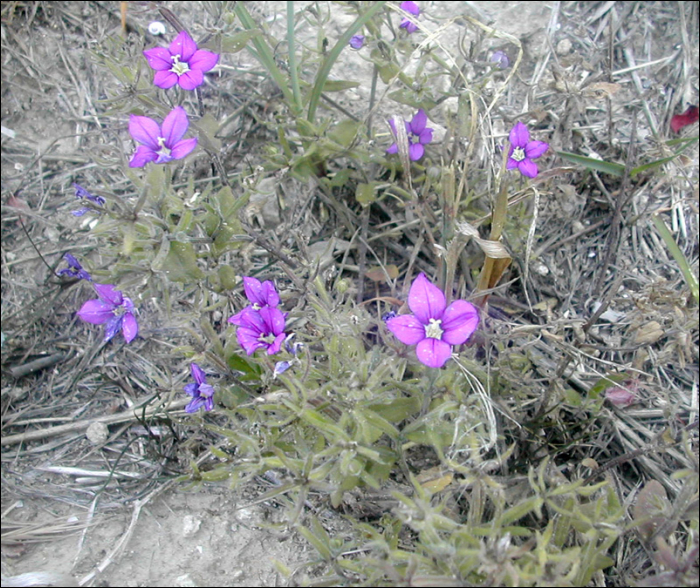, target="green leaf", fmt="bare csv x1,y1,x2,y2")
652,214,699,303
322,80,361,92
328,119,361,148
356,182,377,206
220,29,263,53
162,241,204,283
557,151,625,176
